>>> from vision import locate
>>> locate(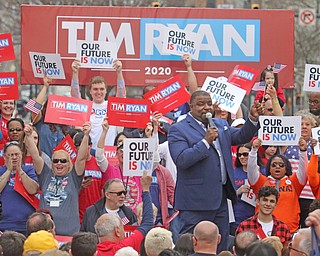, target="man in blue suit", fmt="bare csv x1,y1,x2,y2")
168,90,262,252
